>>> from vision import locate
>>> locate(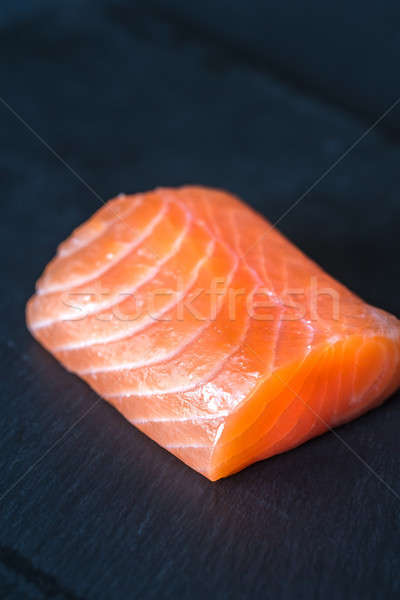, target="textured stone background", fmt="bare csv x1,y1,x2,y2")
0,2,399,598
